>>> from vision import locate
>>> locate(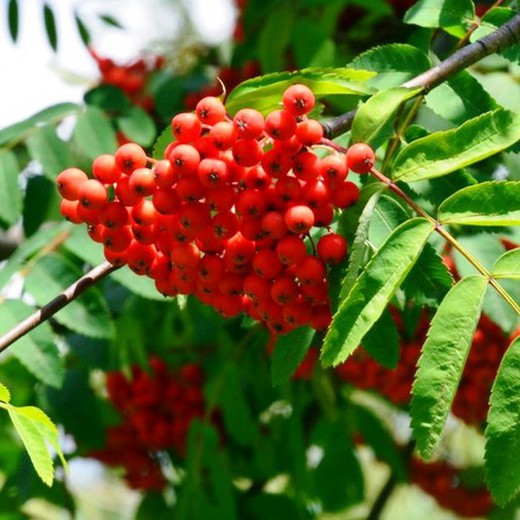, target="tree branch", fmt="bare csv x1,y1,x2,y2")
0,261,120,354
322,13,520,138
